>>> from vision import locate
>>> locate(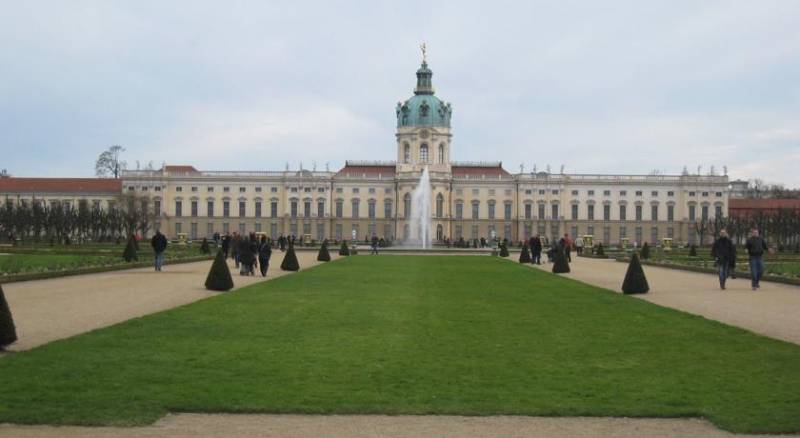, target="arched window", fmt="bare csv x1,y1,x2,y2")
403,143,410,163
436,193,444,218
420,144,429,163
404,193,411,219
438,143,445,164
436,224,443,241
